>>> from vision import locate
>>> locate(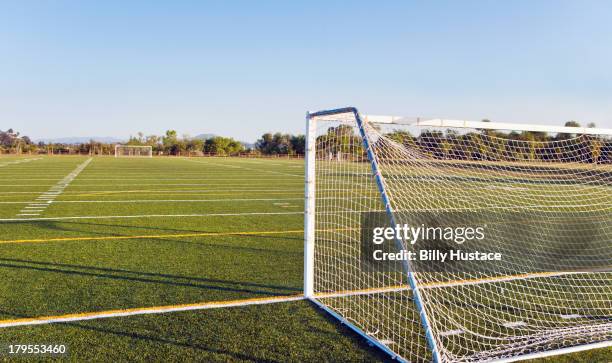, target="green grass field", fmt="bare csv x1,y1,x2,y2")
0,155,608,362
